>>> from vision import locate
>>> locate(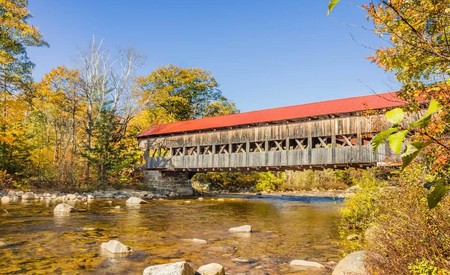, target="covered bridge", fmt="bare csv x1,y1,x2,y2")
137,92,406,195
